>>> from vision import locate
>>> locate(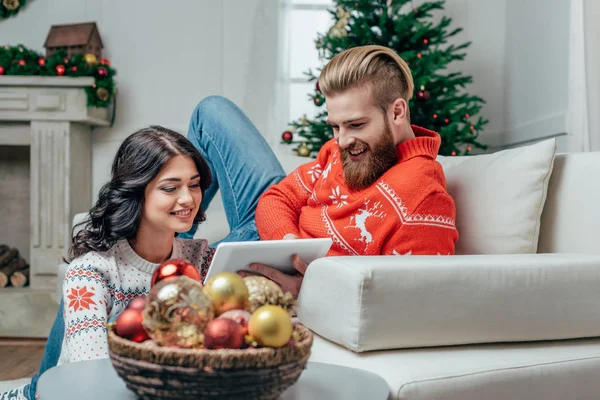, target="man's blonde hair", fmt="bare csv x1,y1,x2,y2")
319,45,414,117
